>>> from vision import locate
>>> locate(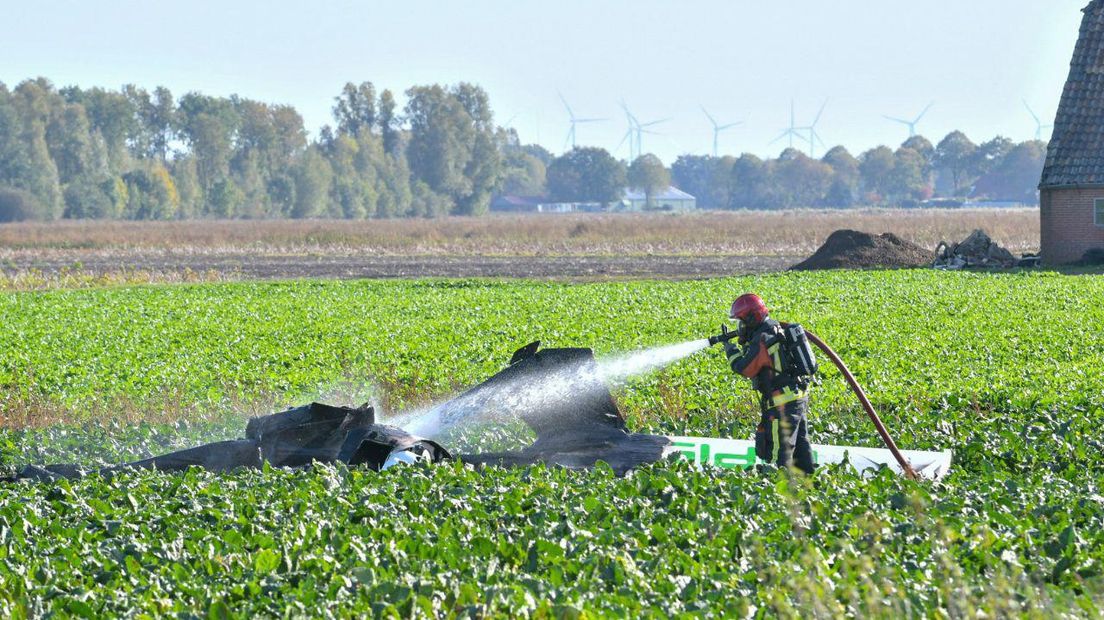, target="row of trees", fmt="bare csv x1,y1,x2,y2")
0,78,527,221
669,132,1046,210
537,131,1044,211
0,76,1046,221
